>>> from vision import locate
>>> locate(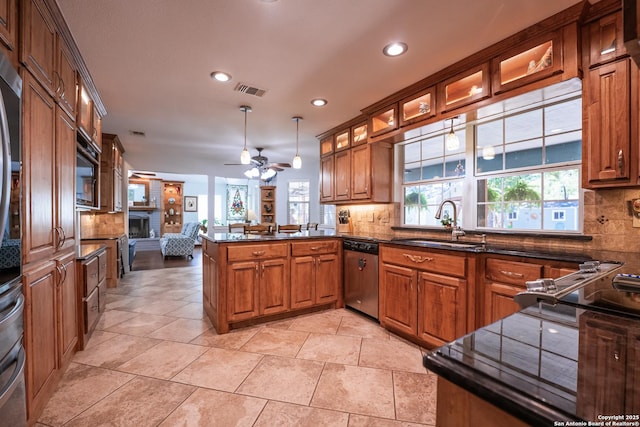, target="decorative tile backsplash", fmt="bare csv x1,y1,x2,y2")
341,188,640,271
80,212,125,236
